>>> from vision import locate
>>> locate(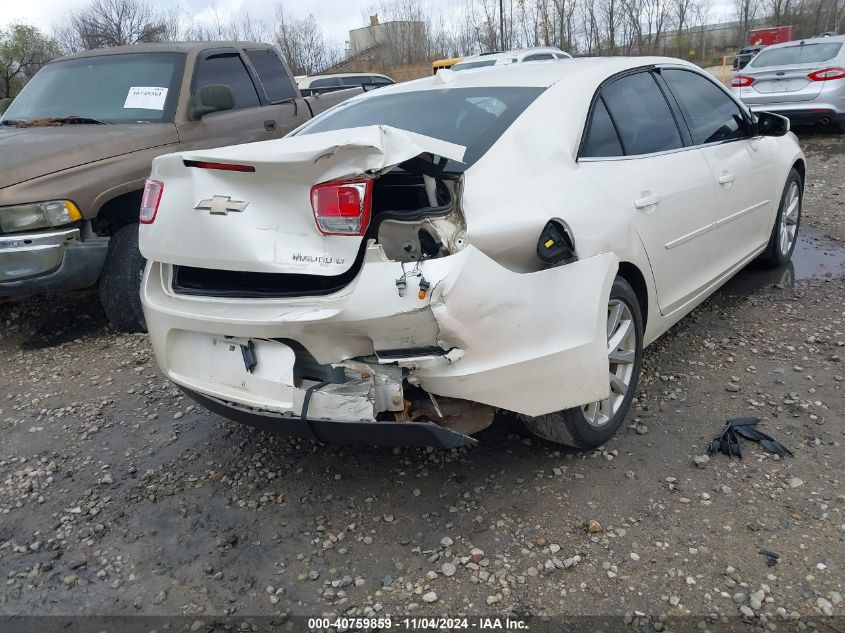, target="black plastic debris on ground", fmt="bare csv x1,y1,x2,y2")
758,548,780,567
708,417,794,458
